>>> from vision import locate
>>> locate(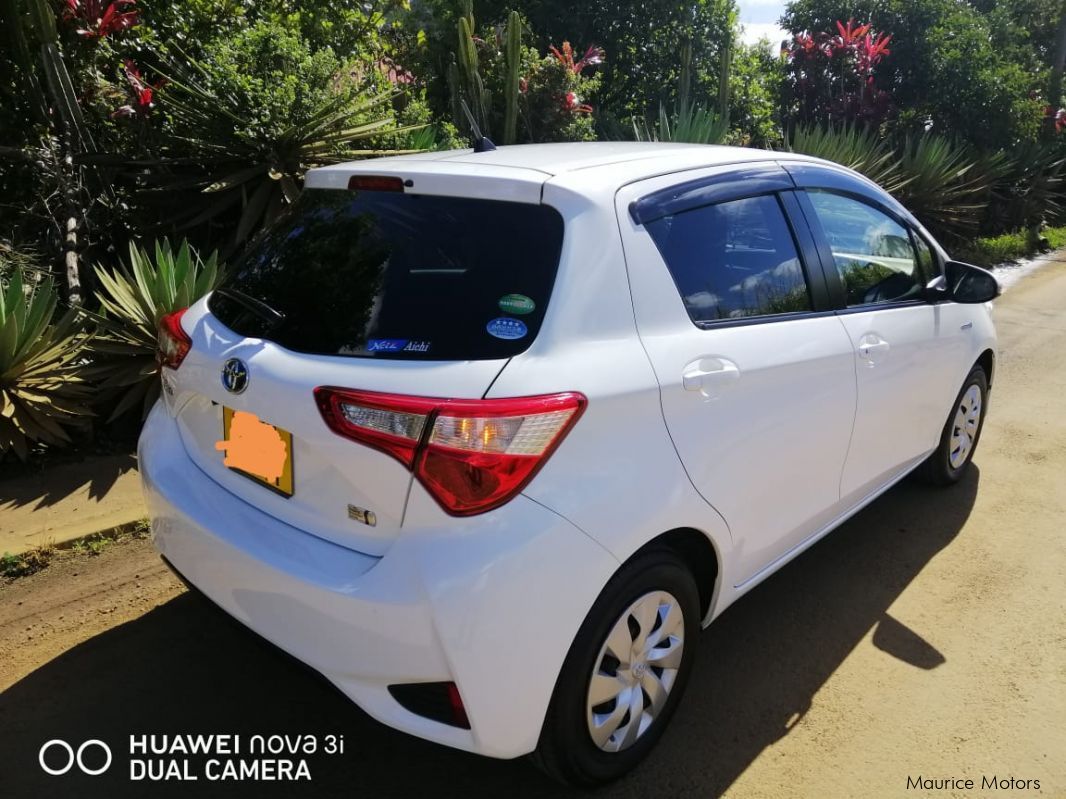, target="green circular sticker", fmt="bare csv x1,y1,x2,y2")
498,293,536,315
